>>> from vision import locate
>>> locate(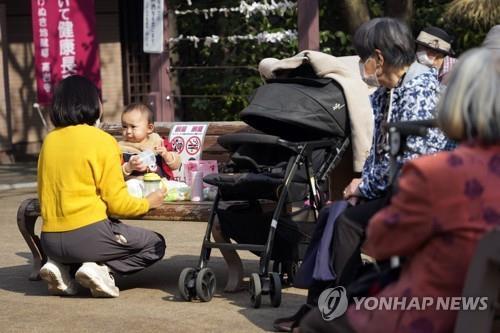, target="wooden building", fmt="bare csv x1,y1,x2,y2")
0,0,318,163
